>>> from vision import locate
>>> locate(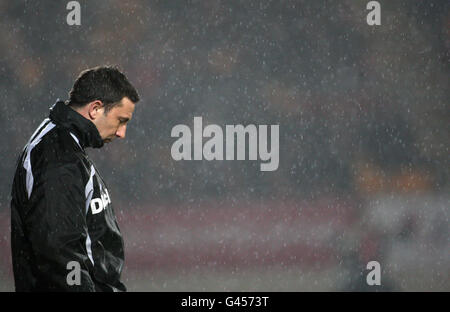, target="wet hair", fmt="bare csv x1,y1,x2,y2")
67,65,139,114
